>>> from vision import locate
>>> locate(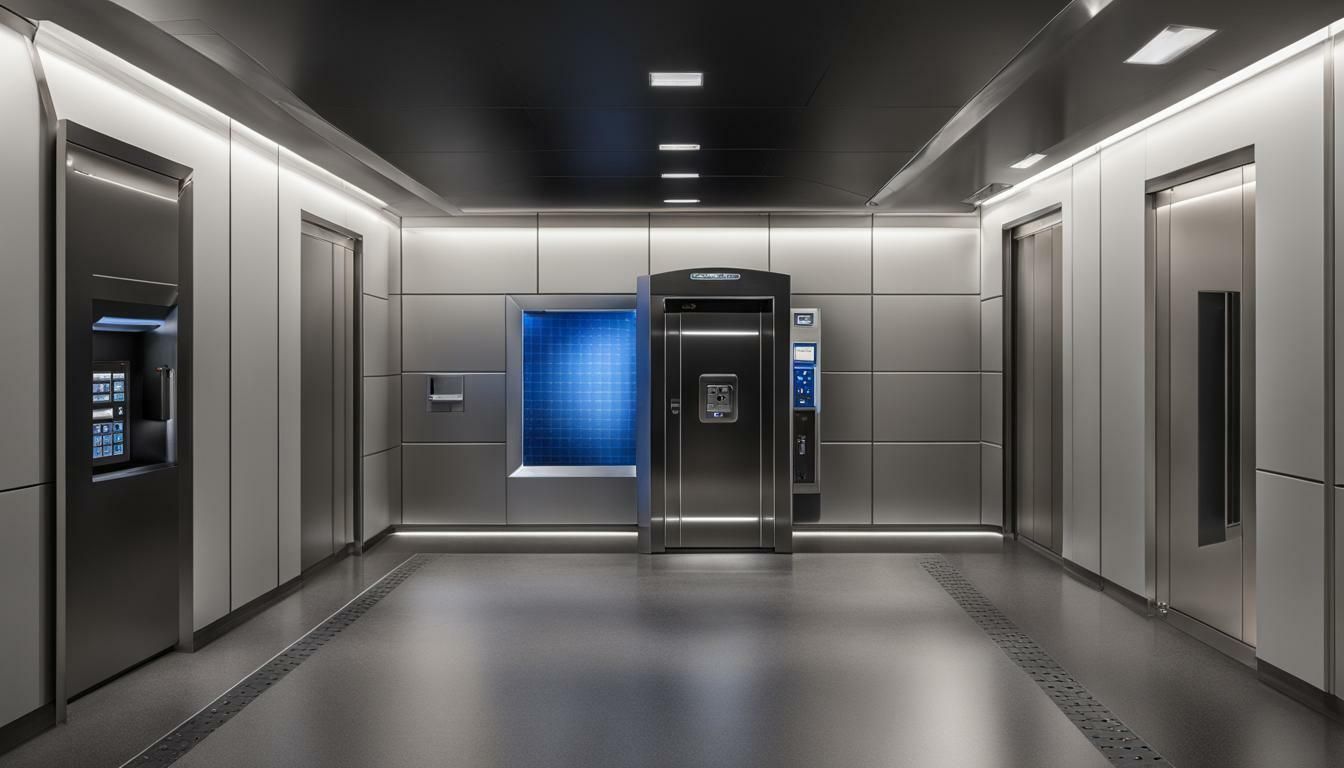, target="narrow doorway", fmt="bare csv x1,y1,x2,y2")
300,220,359,571
1011,212,1063,555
